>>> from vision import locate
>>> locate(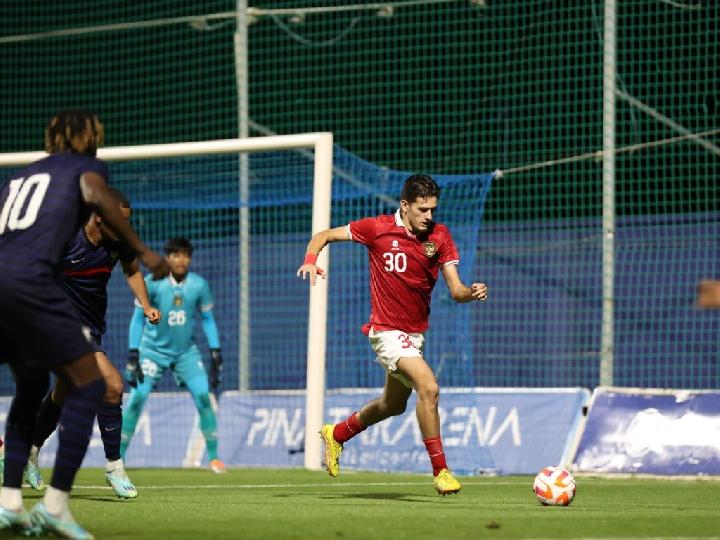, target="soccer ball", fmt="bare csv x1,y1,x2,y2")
533,466,576,506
